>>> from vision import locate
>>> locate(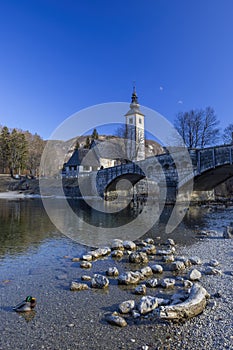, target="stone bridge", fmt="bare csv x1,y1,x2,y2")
96,145,233,201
